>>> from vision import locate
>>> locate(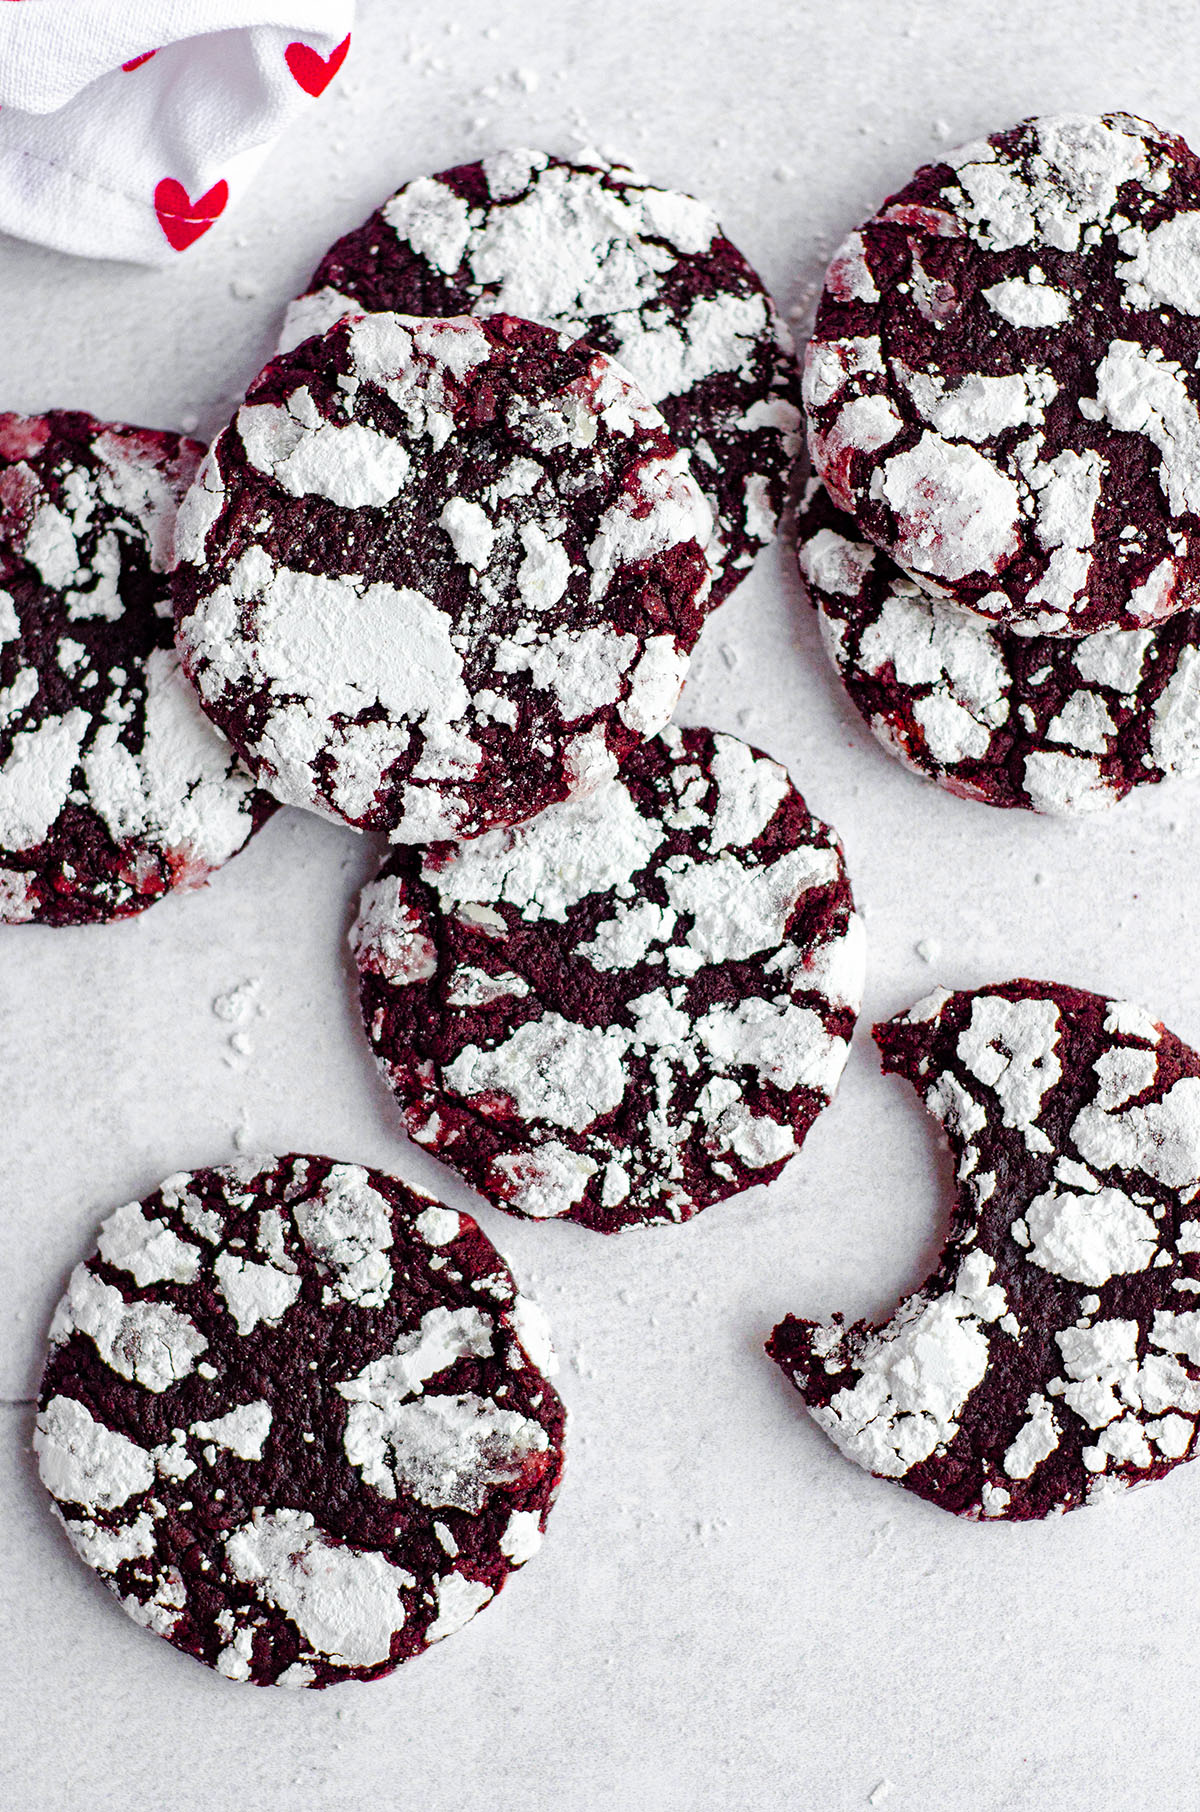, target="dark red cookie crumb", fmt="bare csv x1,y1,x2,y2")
0,410,272,926
797,479,1200,814
804,113,1200,635
769,981,1200,1520
351,724,863,1233
35,1154,565,1685
172,311,714,843
281,148,801,610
